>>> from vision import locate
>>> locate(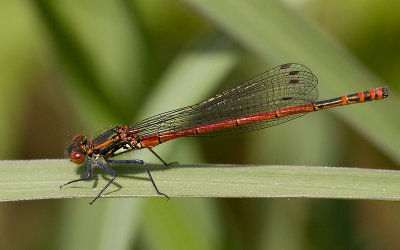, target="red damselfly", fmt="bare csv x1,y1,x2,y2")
61,63,388,204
